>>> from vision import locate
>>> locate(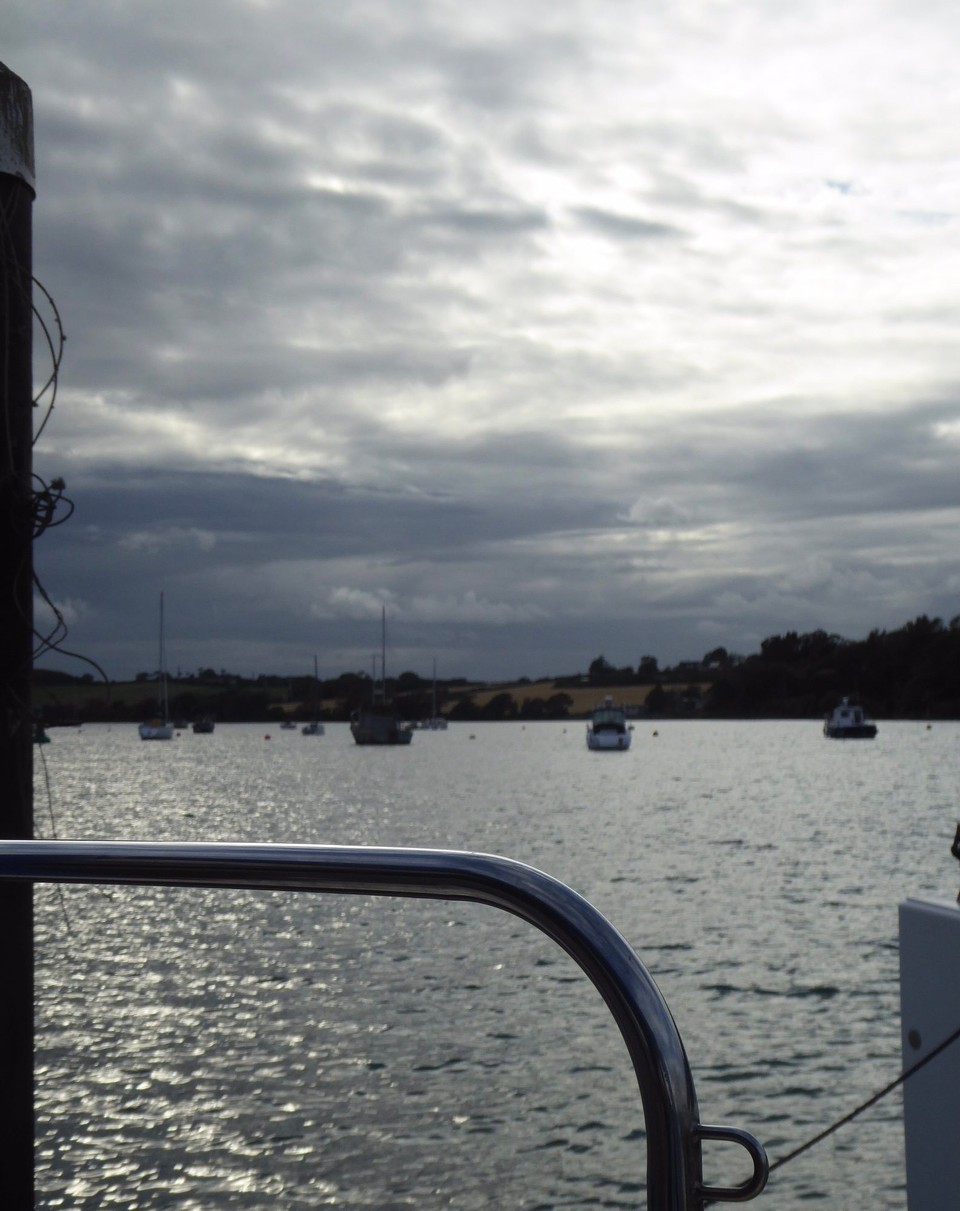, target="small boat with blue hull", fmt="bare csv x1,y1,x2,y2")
823,697,878,739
